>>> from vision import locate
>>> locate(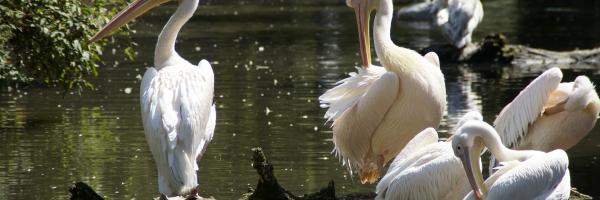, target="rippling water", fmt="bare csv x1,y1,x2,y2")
1,0,600,199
